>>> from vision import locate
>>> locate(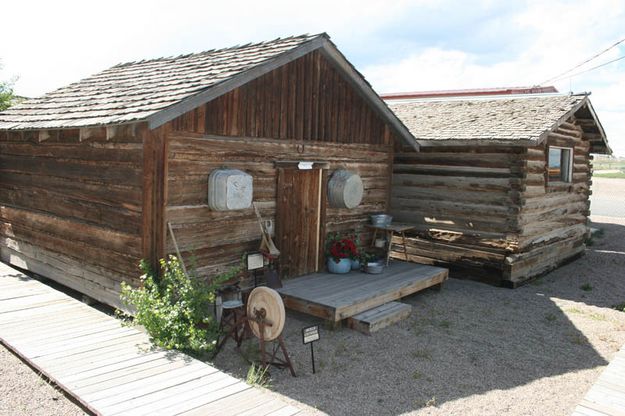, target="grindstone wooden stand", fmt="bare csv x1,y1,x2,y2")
215,287,295,377
247,306,295,377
